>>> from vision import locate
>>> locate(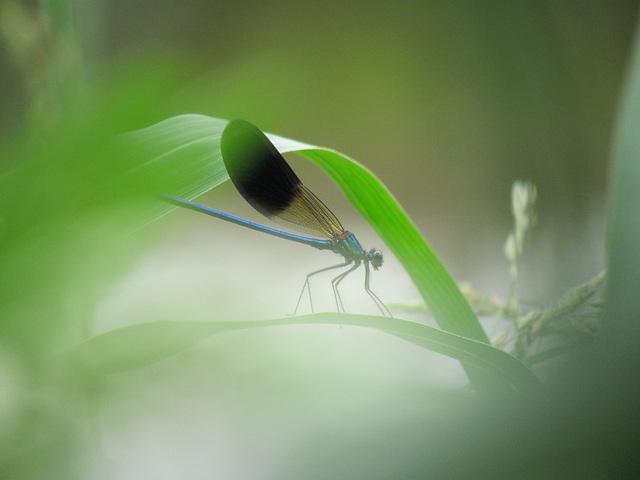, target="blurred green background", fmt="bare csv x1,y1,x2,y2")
1,1,638,479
